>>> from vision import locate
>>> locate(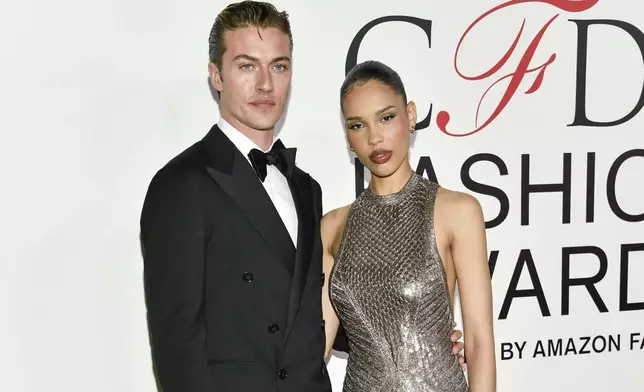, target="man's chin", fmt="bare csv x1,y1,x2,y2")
247,118,280,132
